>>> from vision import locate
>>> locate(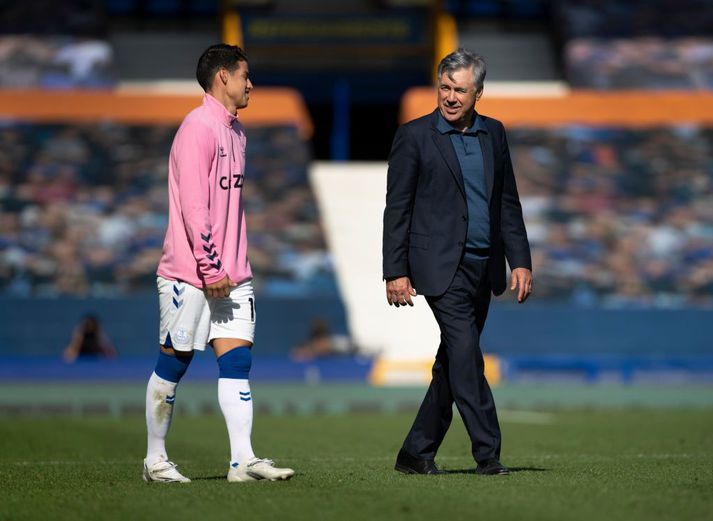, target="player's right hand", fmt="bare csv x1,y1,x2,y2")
205,276,237,298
